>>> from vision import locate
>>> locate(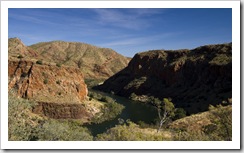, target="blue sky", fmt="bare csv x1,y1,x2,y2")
8,8,232,57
